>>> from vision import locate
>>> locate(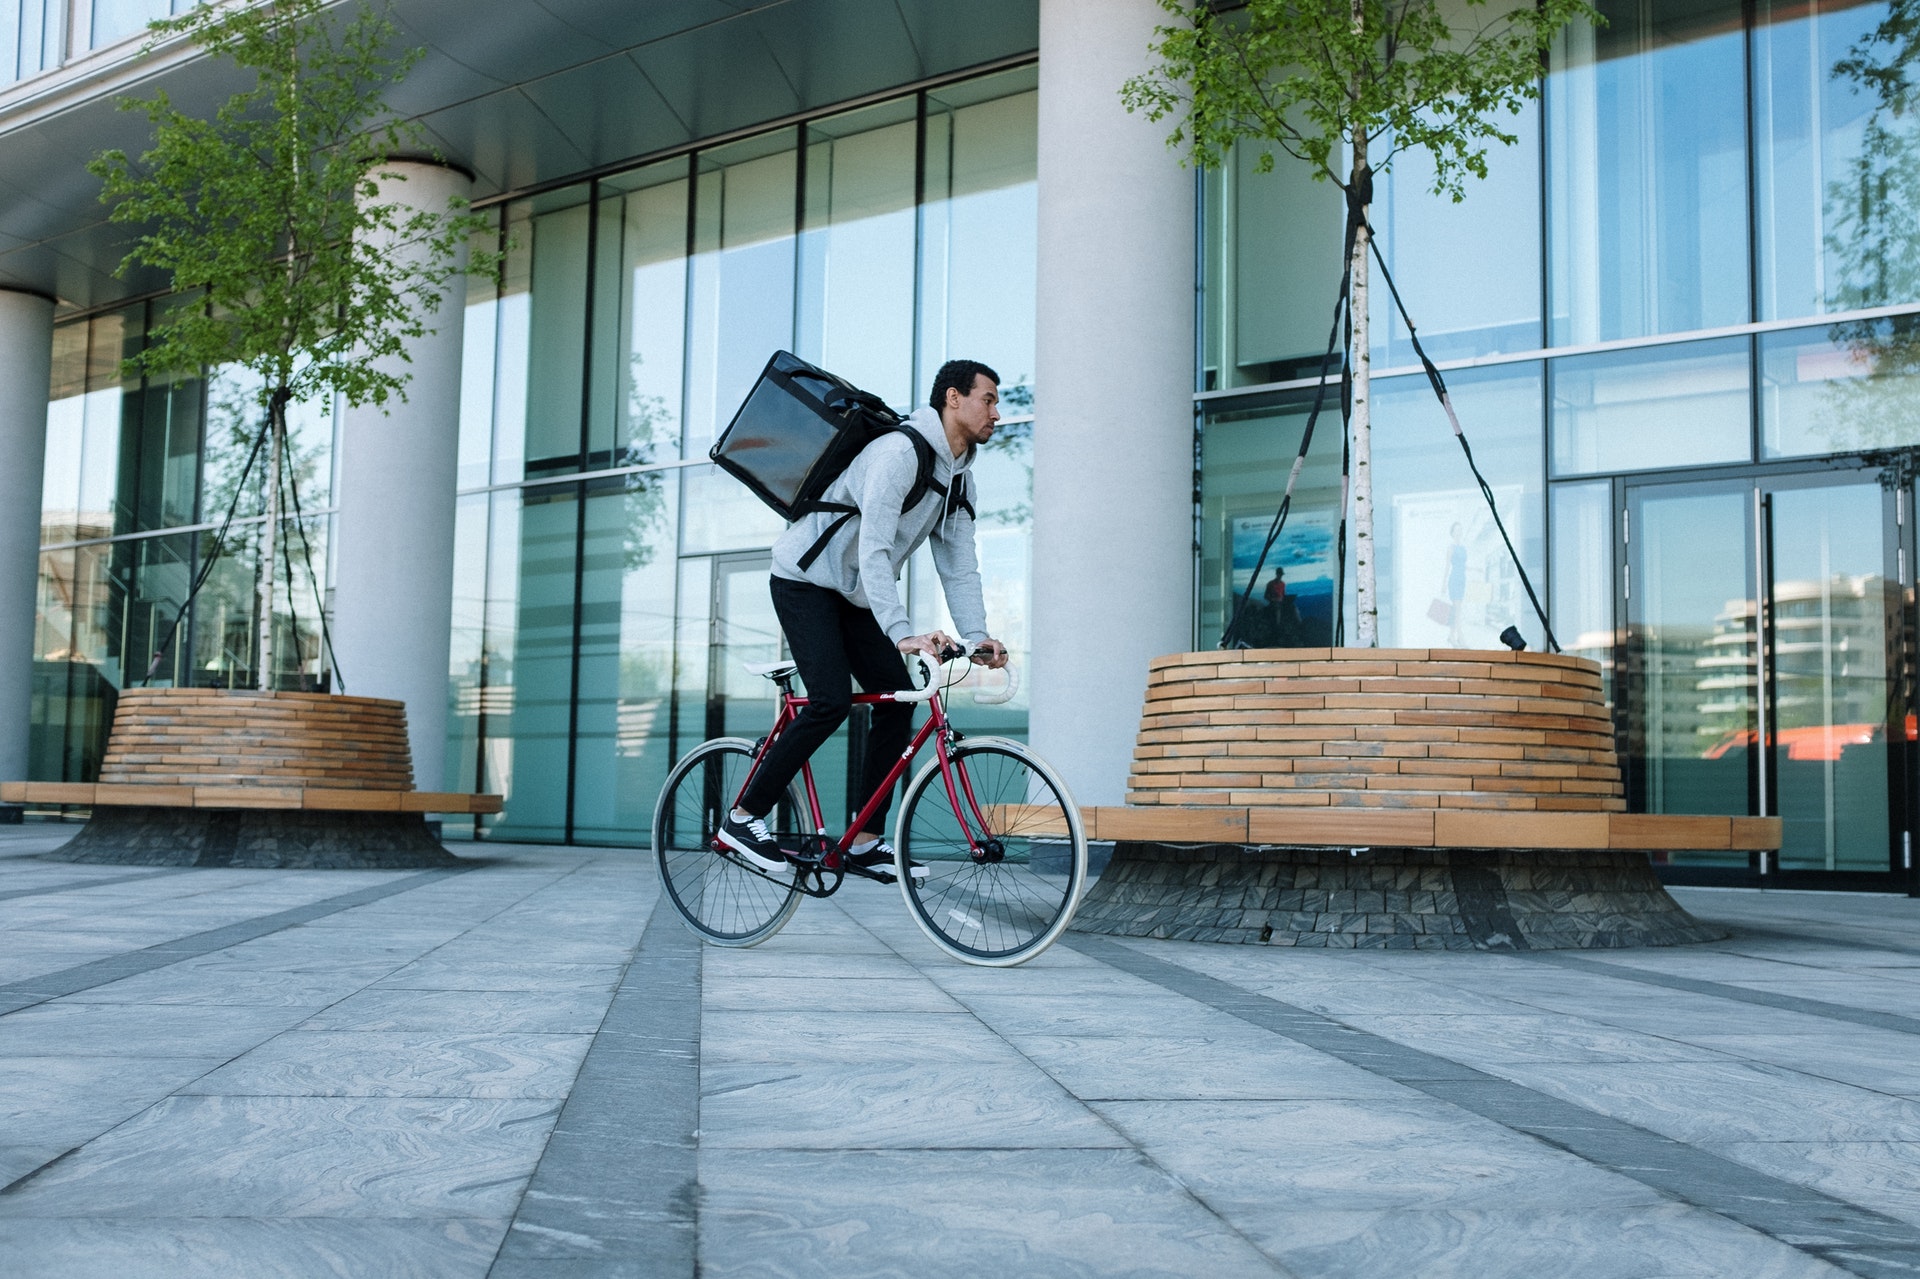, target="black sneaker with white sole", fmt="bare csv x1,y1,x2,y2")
718,812,788,874
848,841,926,884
